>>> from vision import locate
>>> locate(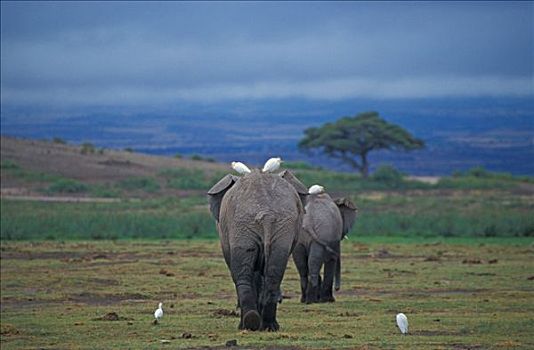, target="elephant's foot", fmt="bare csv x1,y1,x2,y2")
261,320,279,332
305,293,319,303
320,289,336,303
320,295,336,303
305,285,319,304
242,310,261,331
300,295,306,303
305,296,318,304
